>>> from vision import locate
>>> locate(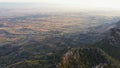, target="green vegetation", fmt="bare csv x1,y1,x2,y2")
7,60,53,68
59,48,120,68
